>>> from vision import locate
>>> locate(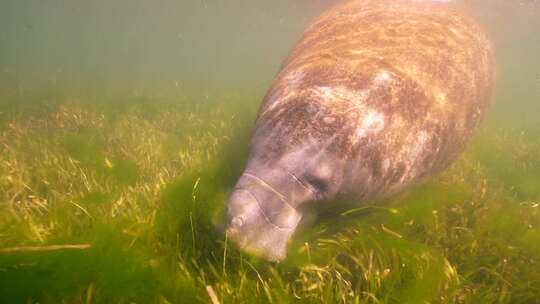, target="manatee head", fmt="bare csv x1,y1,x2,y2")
226,133,350,261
